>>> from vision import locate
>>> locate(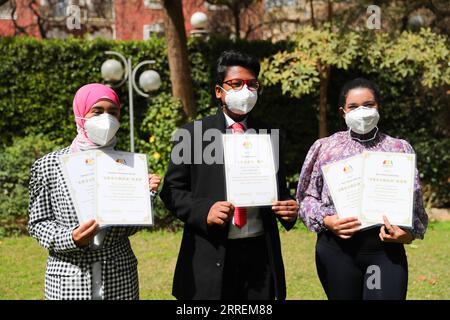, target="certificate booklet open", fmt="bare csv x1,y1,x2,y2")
223,134,278,207
59,150,153,226
322,151,415,229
